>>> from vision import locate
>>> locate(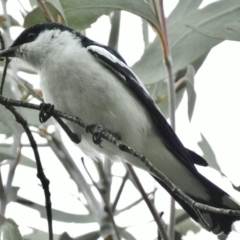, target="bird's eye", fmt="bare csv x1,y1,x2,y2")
27,33,36,41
